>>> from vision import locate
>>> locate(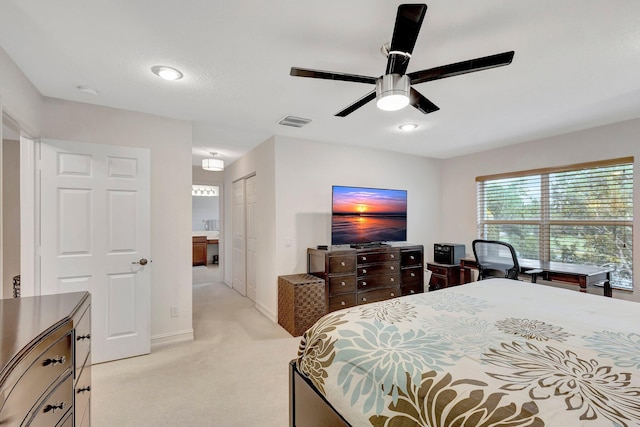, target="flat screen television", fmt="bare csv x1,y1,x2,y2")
331,185,407,246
